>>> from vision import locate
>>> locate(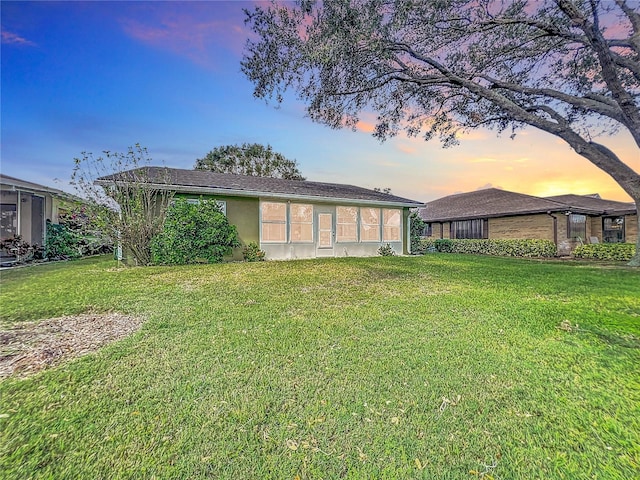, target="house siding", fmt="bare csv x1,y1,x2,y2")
626,214,638,244
590,217,603,241
488,214,555,241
